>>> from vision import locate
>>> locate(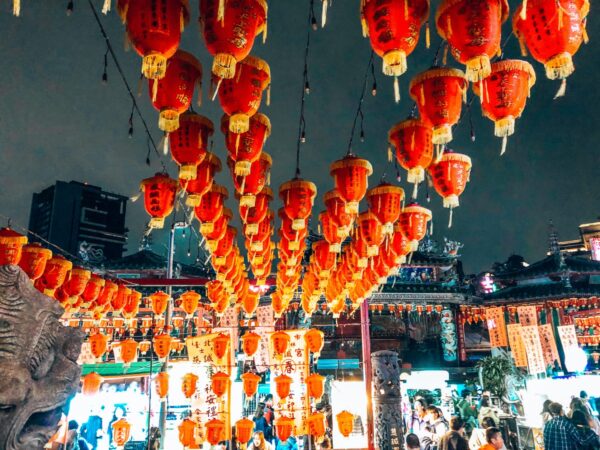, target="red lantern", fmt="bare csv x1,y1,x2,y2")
212,226,237,266
111,418,131,449
222,113,271,176
240,186,272,232
279,178,317,231
200,0,268,79
367,182,405,234
513,0,589,83
330,155,373,215
154,333,173,360
211,371,230,397
241,331,261,357
357,211,385,257
205,419,226,446
361,0,429,80
323,189,354,236
178,418,199,449
241,290,260,317
96,280,118,308
307,412,326,439
111,284,131,313
117,0,189,79
241,372,261,398
182,373,199,399
336,410,355,437
119,339,138,367
195,184,228,234
81,275,105,305
230,152,272,208
236,418,255,445
0,227,27,265
63,267,91,301
149,50,202,132
389,119,434,194
36,255,72,296
271,331,290,359
82,372,103,396
274,374,293,400
179,291,201,318
474,59,536,154
213,332,230,359
150,291,171,317
304,328,325,359
18,243,52,280
89,332,109,362
436,0,509,82
428,150,472,226
312,240,336,277
170,112,213,180
398,203,432,251
318,210,342,253
140,172,178,229
155,372,170,400
274,416,294,442
278,208,308,248
409,67,467,145
205,207,233,252
218,55,271,134
184,151,222,207
306,373,325,400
